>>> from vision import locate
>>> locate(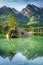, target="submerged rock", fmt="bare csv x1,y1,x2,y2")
6,26,32,38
